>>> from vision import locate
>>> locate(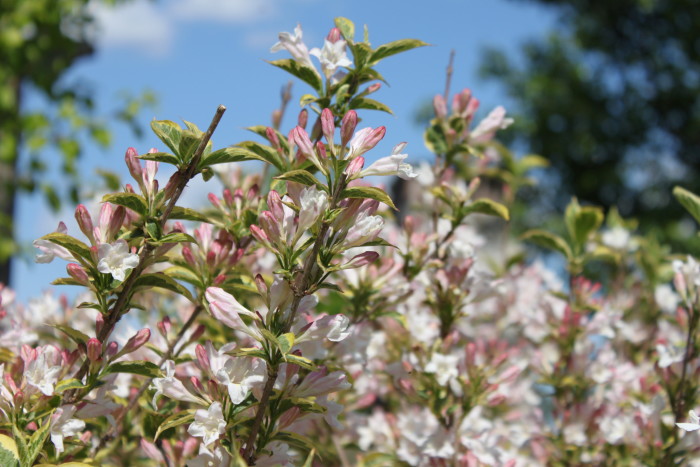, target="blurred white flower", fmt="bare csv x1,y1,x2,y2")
50,405,85,454
677,410,700,432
